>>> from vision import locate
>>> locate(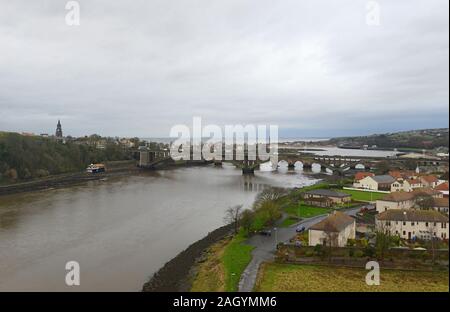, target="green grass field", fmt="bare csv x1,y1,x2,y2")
255,263,449,292
221,232,255,291
338,189,386,201
284,204,330,218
